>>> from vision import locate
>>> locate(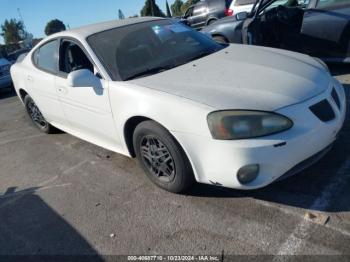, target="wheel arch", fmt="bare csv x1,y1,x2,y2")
206,17,218,26
212,34,229,43
18,88,29,102
123,116,153,158
122,115,199,182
